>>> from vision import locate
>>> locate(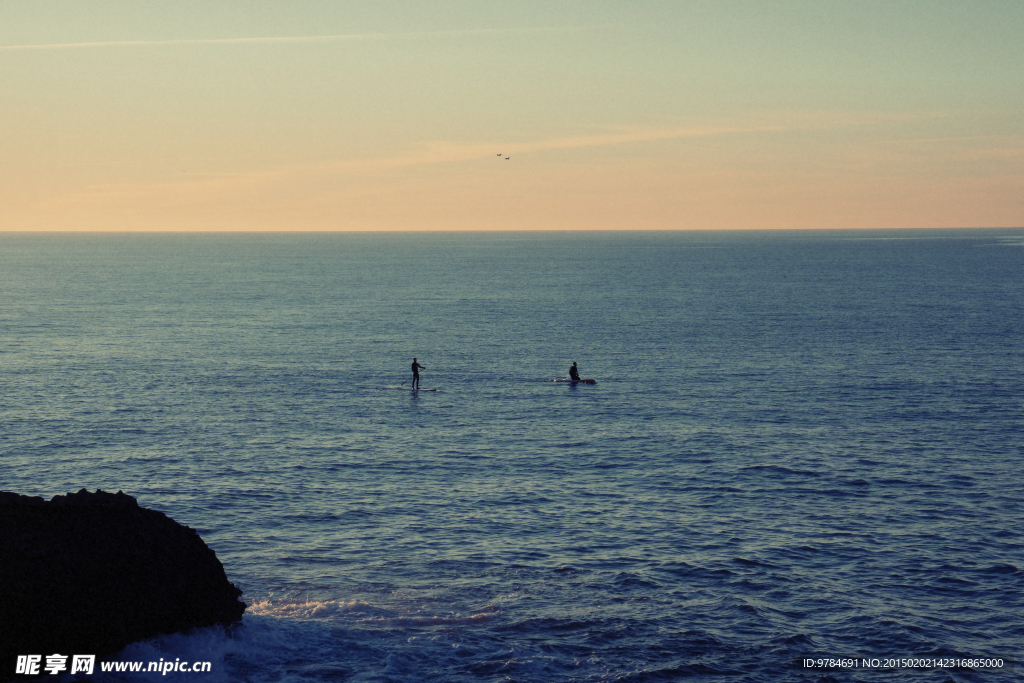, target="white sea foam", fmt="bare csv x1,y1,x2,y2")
356,612,497,626
247,598,498,626
247,597,375,620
